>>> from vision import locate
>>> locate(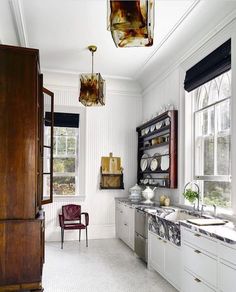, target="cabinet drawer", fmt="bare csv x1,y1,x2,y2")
219,243,236,266
181,227,217,255
182,270,216,292
219,262,236,292
182,243,217,287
